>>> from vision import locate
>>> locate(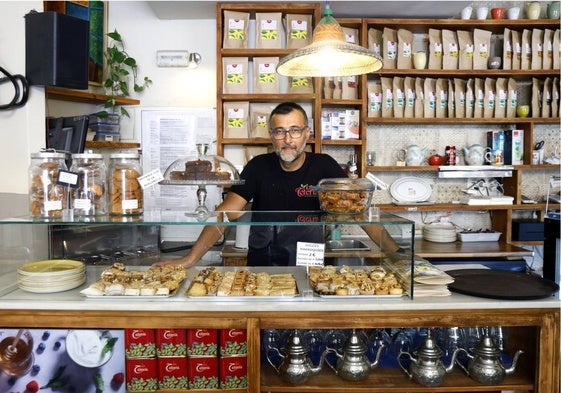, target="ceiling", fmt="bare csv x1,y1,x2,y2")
148,1,473,20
